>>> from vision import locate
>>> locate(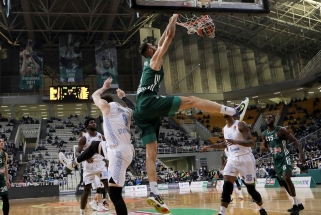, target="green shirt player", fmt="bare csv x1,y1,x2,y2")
261,115,305,215
0,139,10,215
134,14,249,214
